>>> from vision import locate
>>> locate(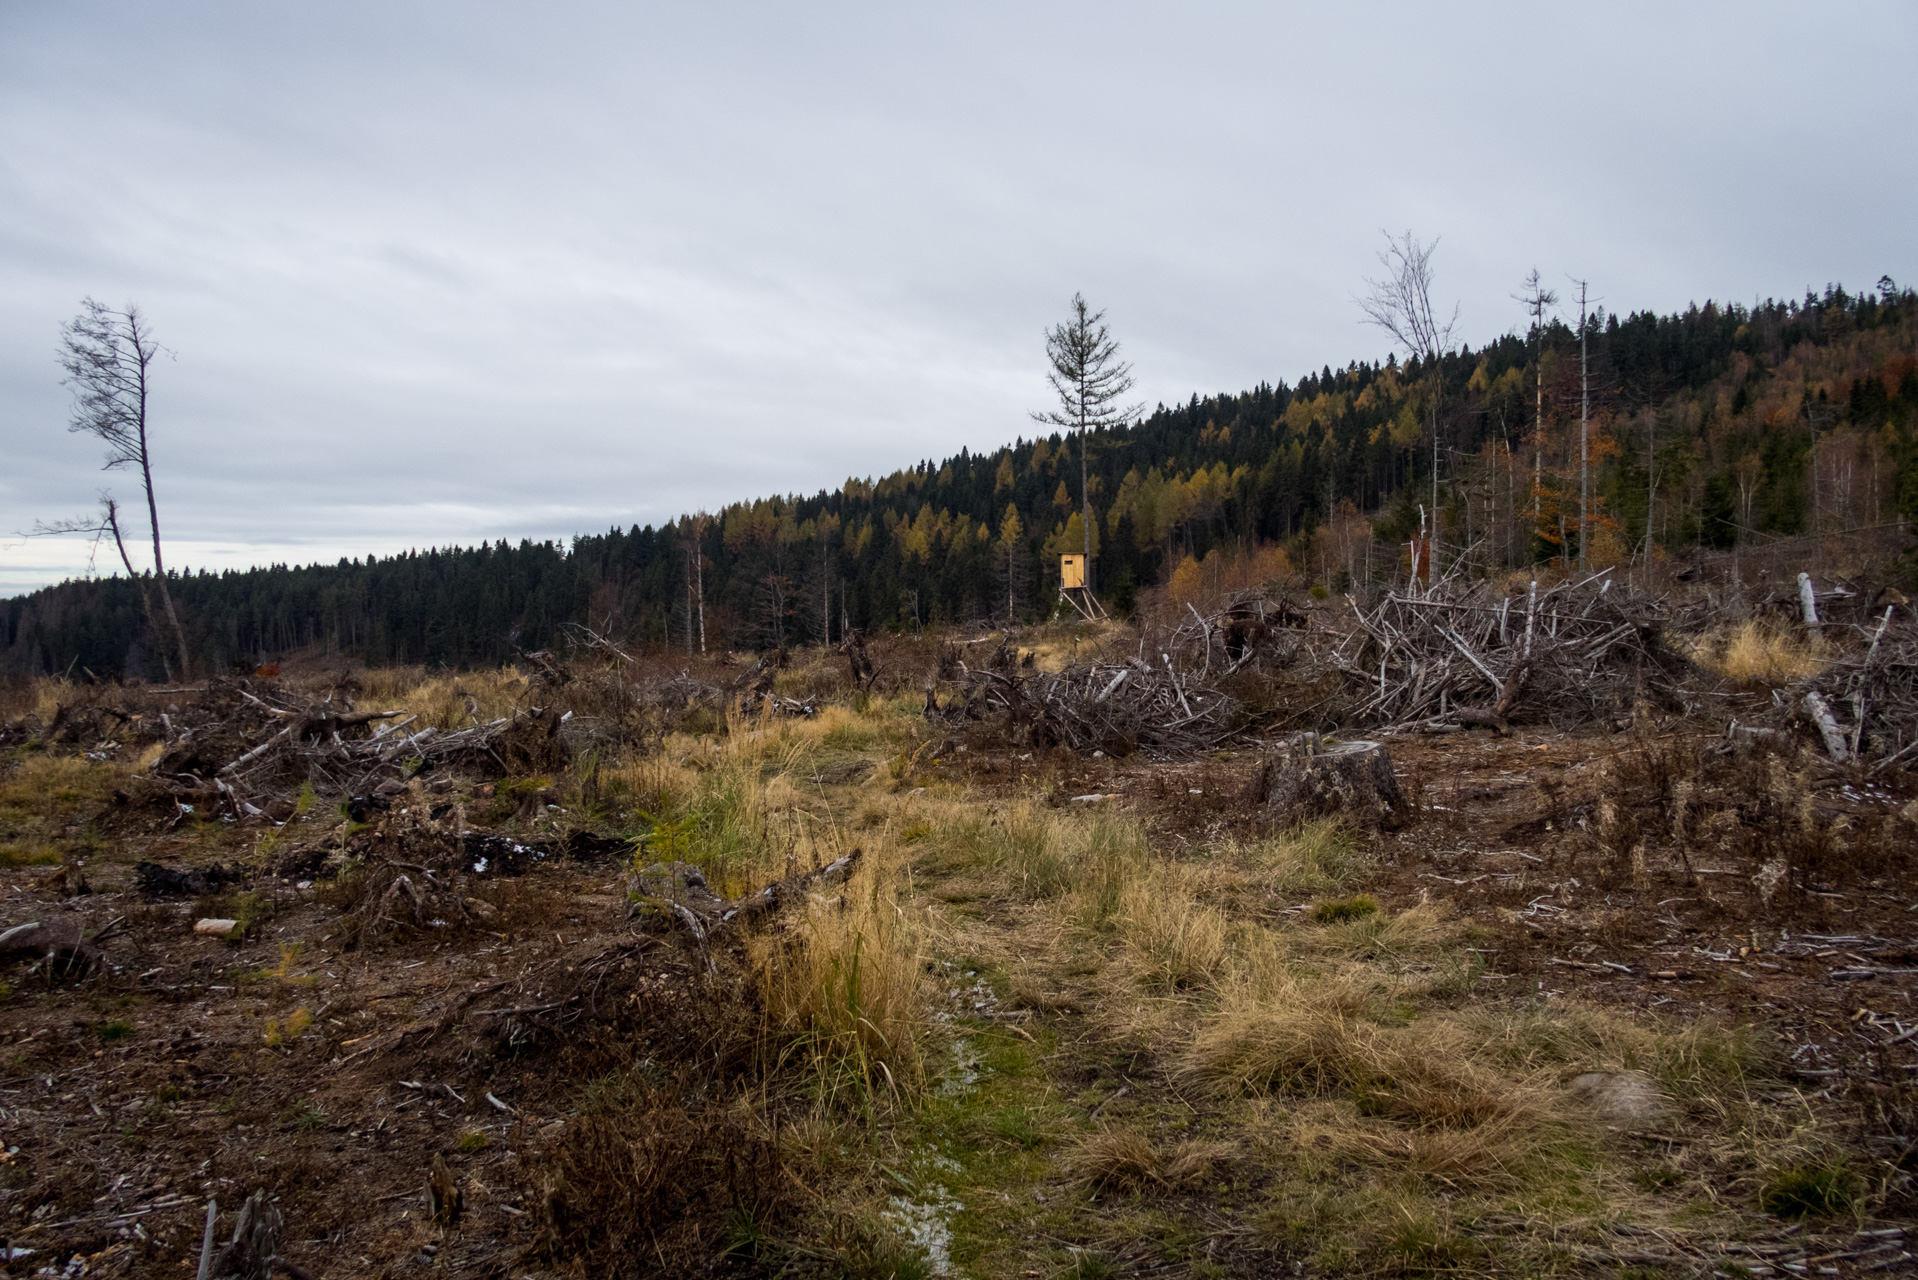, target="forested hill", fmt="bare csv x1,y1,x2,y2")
7,282,1918,679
